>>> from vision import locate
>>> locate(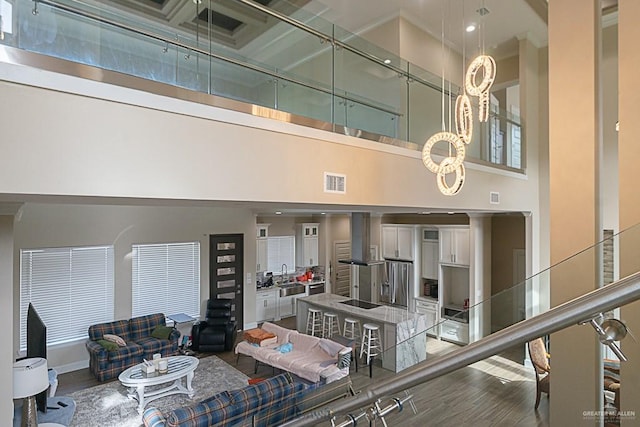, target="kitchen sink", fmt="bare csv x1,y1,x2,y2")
279,283,306,297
